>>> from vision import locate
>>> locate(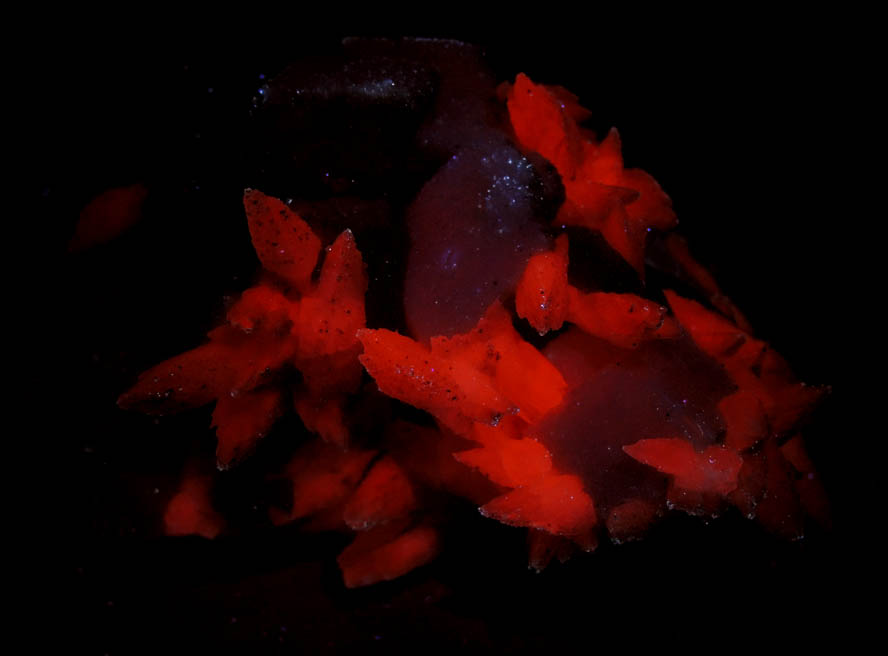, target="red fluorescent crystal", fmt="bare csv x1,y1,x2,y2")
164,473,224,540
69,183,148,252
120,189,368,467
506,73,676,278
243,188,321,292
622,438,744,496
515,234,570,335
337,521,440,589
119,63,829,587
